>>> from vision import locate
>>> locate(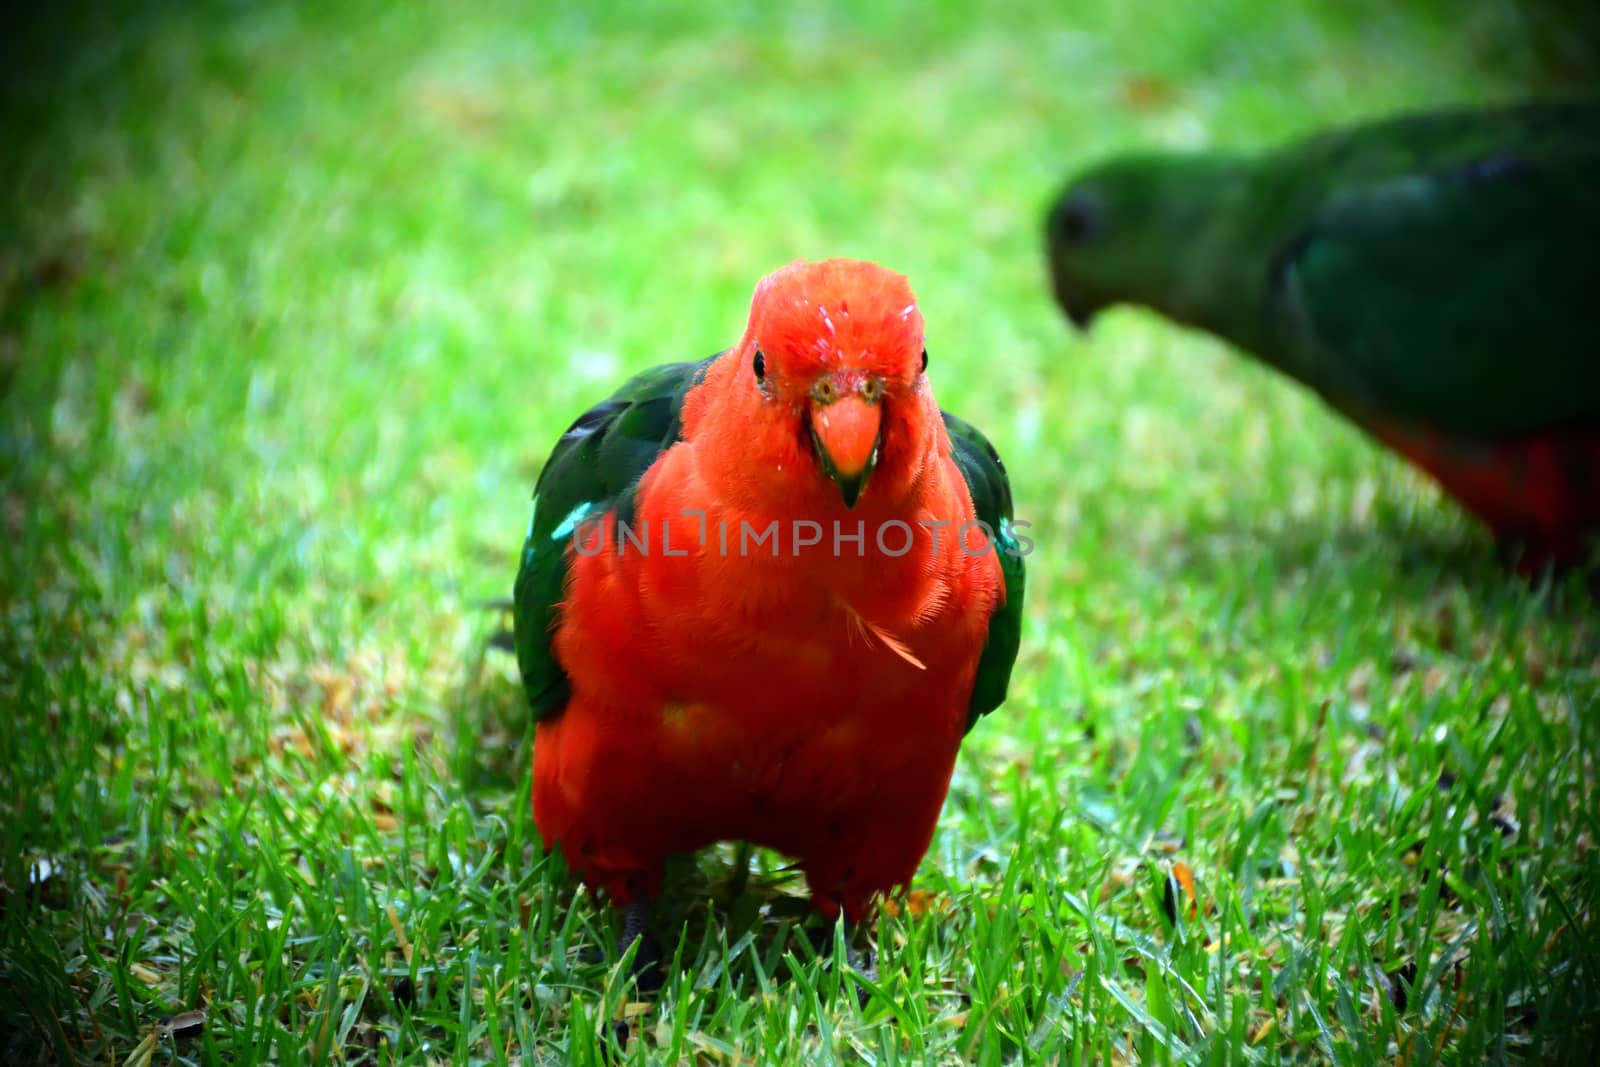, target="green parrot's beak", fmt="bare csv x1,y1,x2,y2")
1059,291,1098,330
1046,259,1106,331
1046,187,1108,330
